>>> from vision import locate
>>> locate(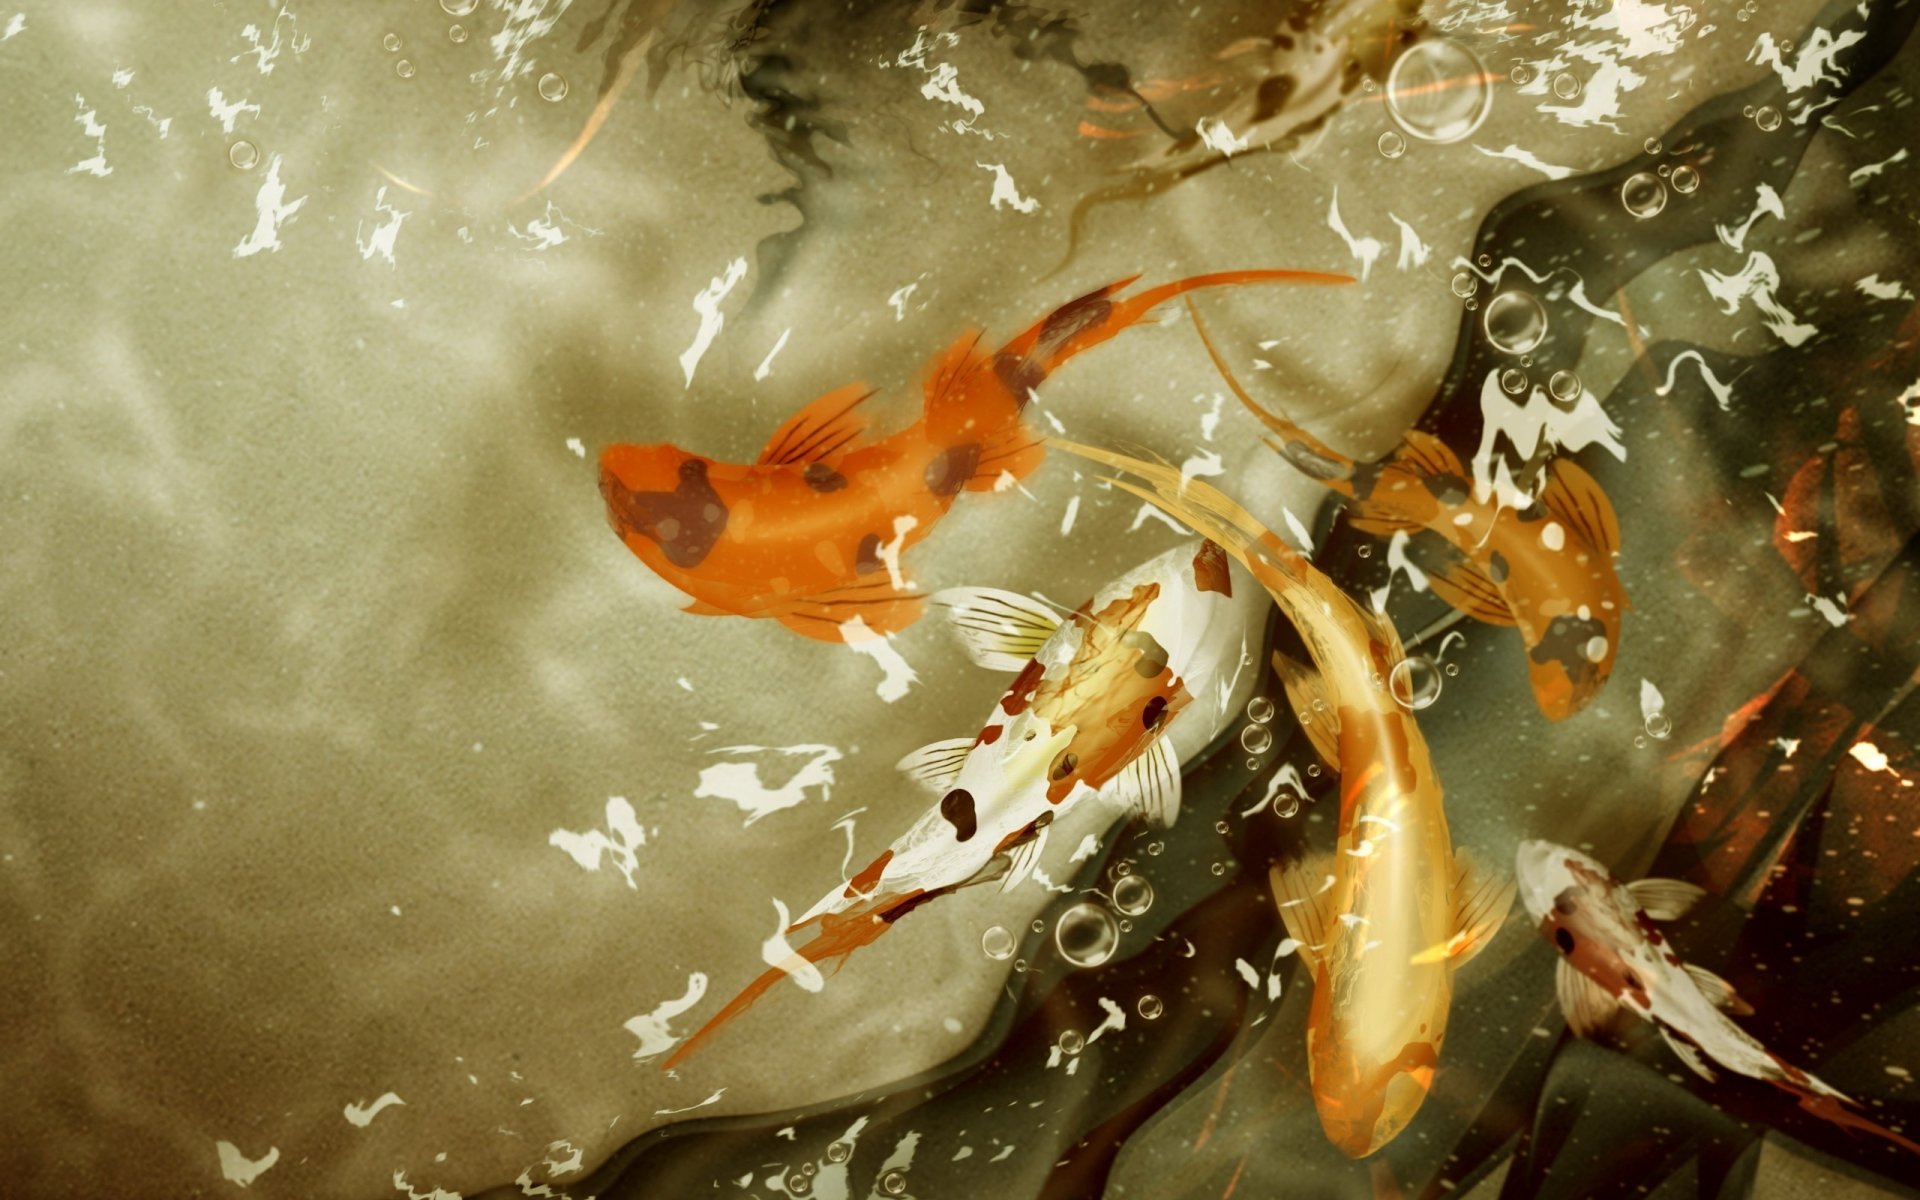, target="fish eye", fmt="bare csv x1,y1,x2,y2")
1553,927,1576,955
